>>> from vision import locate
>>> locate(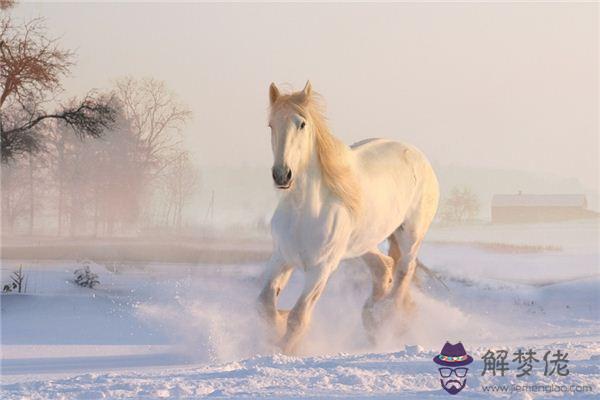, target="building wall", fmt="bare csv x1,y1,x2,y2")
491,206,597,223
